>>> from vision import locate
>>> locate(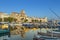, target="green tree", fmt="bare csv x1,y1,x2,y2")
35,20,39,22
8,17,14,23
24,19,28,22
0,18,2,22
40,20,42,23
0,17,17,22
4,17,8,22
32,20,35,22
32,20,39,22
